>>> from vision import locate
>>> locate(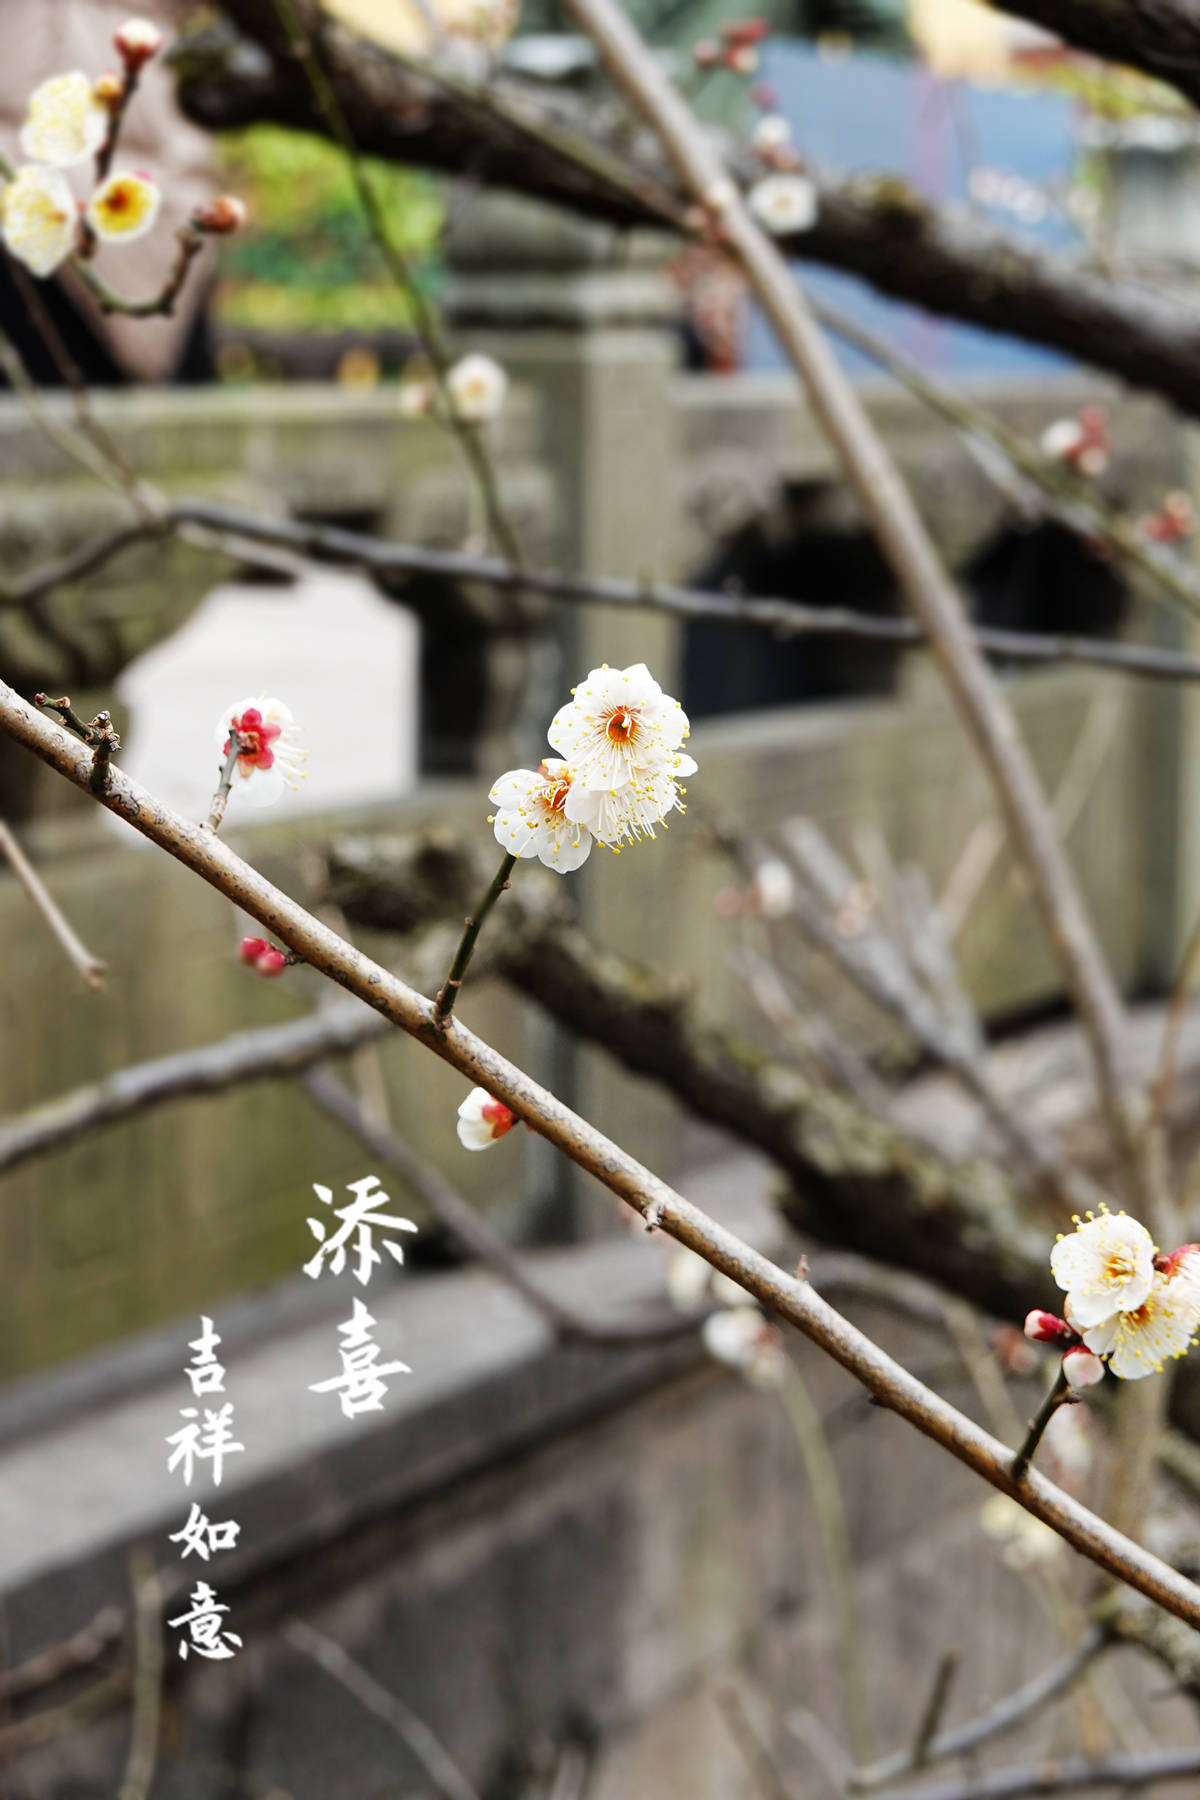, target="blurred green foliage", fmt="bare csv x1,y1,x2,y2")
213,126,444,333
